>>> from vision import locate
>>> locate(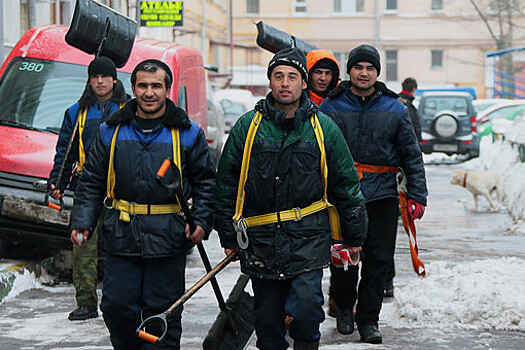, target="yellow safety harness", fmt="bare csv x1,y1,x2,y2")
233,112,341,249
105,125,182,223
78,102,126,172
